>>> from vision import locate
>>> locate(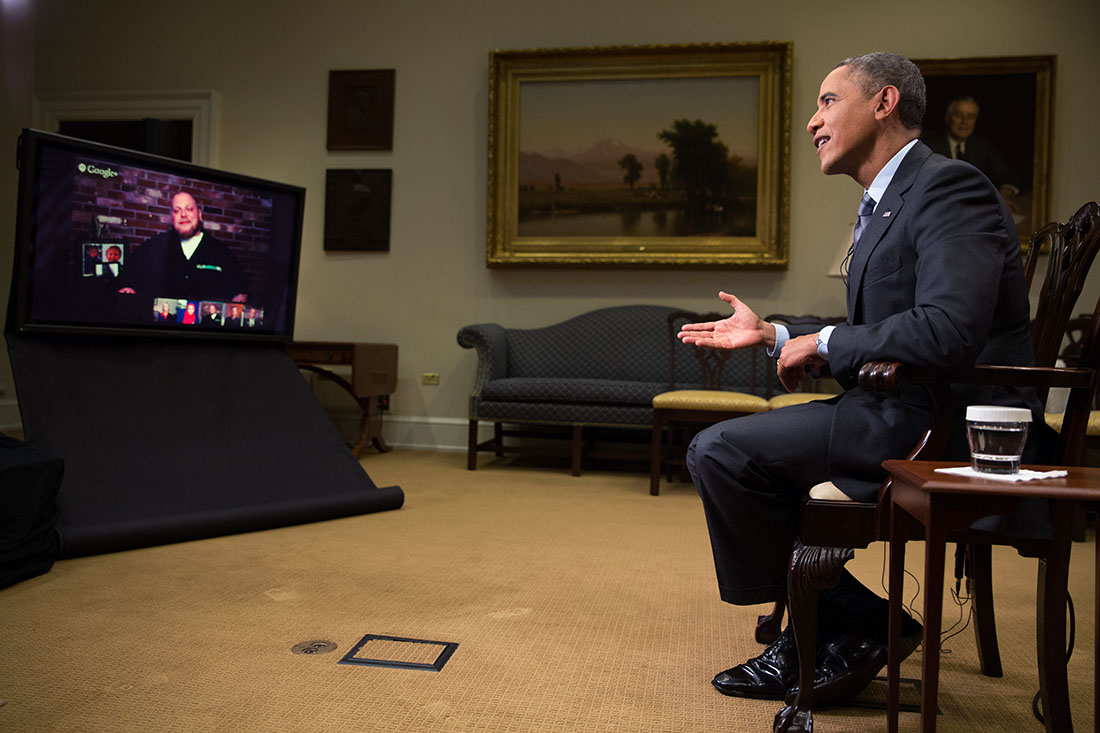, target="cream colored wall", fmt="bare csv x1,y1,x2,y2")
2,0,1098,445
